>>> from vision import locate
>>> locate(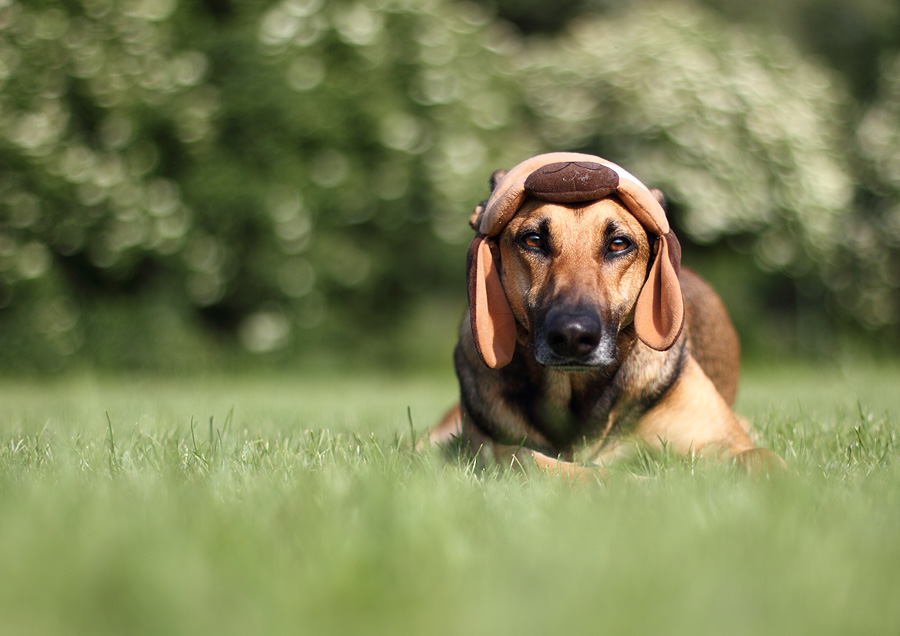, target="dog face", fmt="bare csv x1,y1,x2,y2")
498,196,651,371
466,153,684,369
